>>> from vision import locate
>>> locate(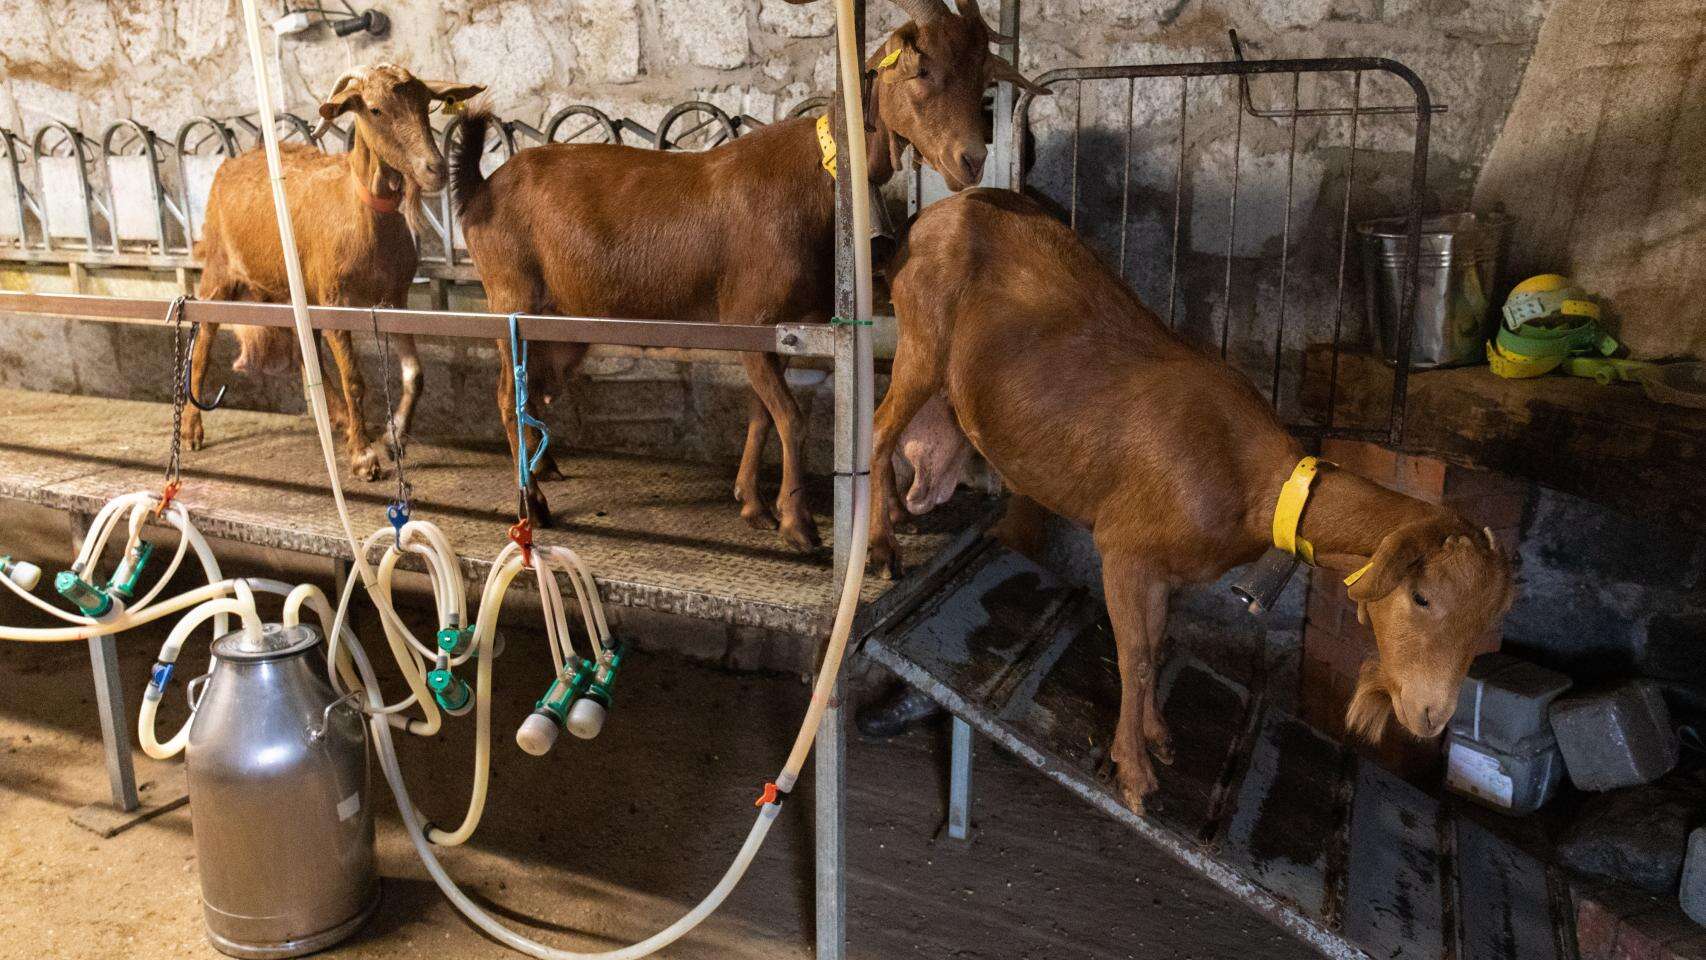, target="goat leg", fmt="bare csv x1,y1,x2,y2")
867,355,943,579
741,352,819,553
1098,546,1172,814
732,391,780,531
181,319,219,451
382,331,422,460
323,329,386,481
